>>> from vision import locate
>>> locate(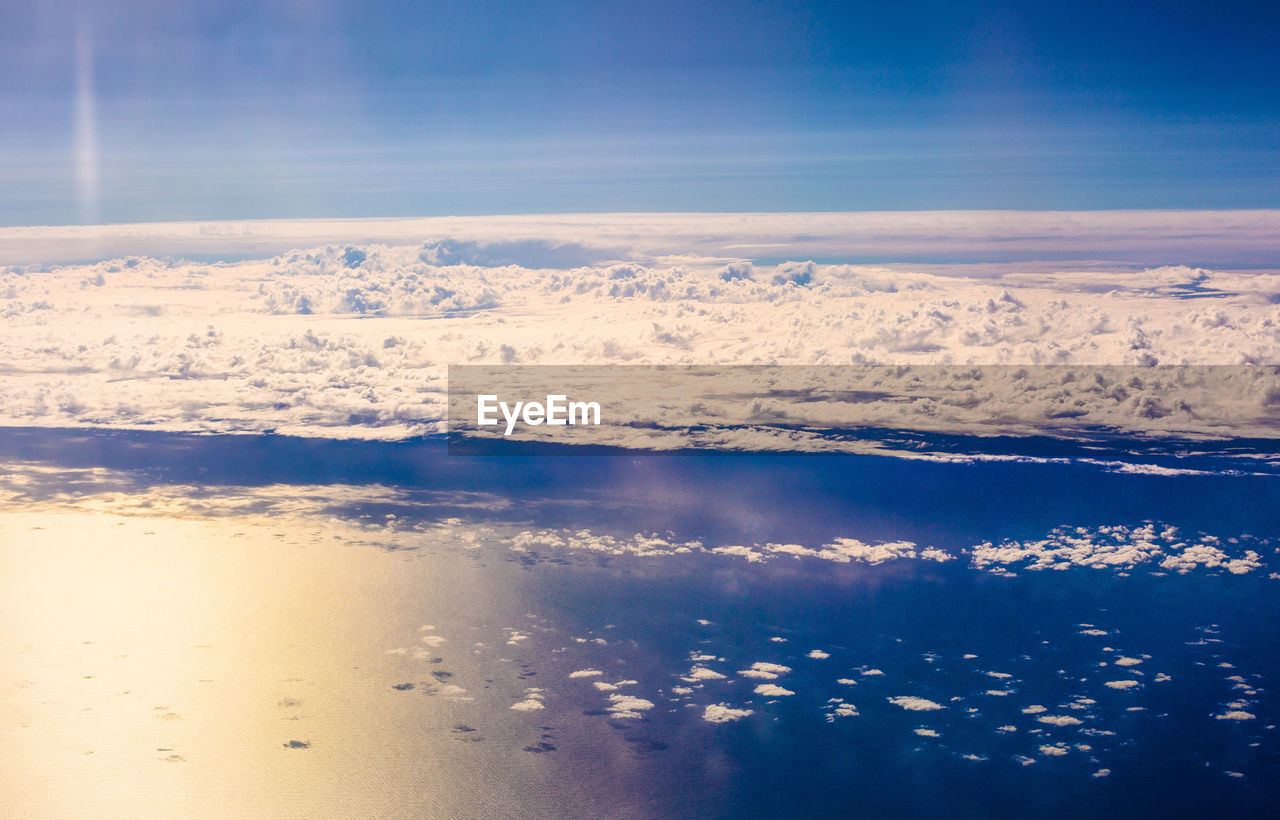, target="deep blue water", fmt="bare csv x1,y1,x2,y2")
2,427,1278,817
